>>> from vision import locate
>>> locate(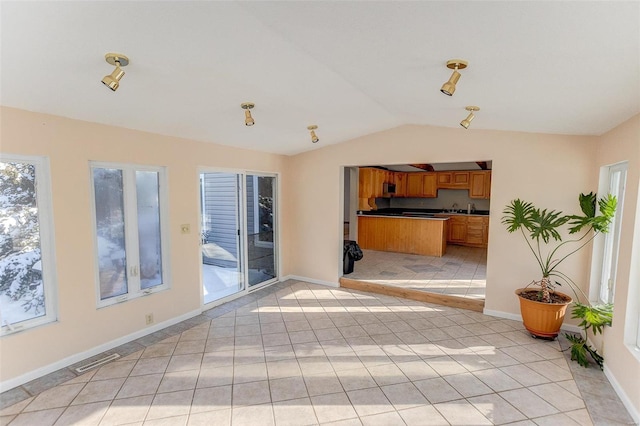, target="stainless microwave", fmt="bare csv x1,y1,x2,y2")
383,182,396,196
